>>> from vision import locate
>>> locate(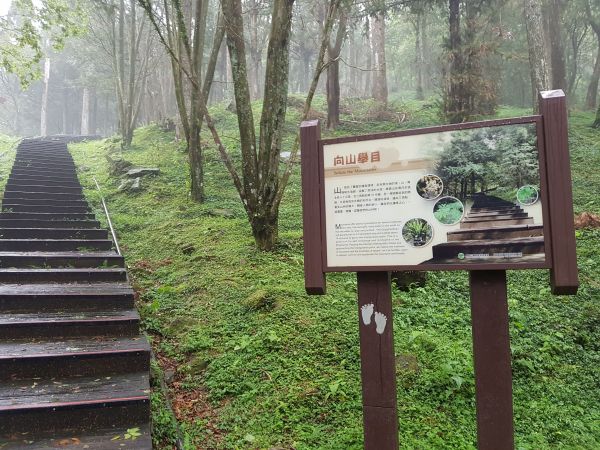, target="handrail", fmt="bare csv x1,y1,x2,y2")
92,177,122,256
